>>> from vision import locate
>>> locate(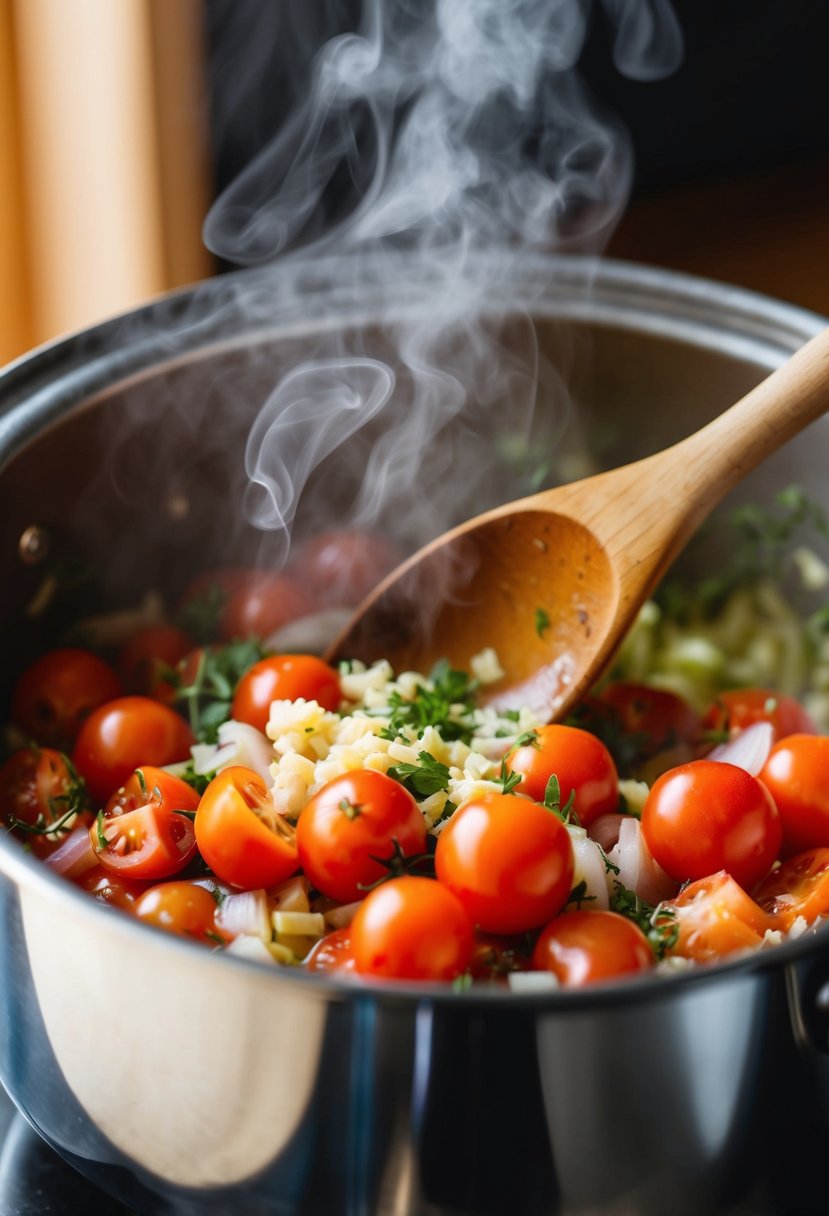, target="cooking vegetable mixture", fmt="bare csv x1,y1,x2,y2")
5,490,829,989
